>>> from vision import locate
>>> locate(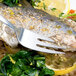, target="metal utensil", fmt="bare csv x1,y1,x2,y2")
0,15,65,54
